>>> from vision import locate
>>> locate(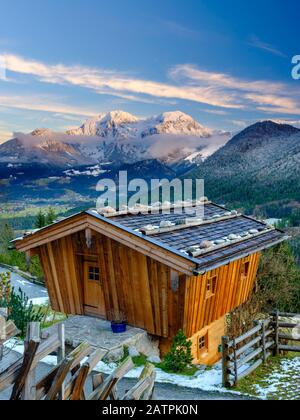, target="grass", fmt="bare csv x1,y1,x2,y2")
235,353,300,400
32,304,67,330
155,362,198,377
132,354,148,367
119,346,199,376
